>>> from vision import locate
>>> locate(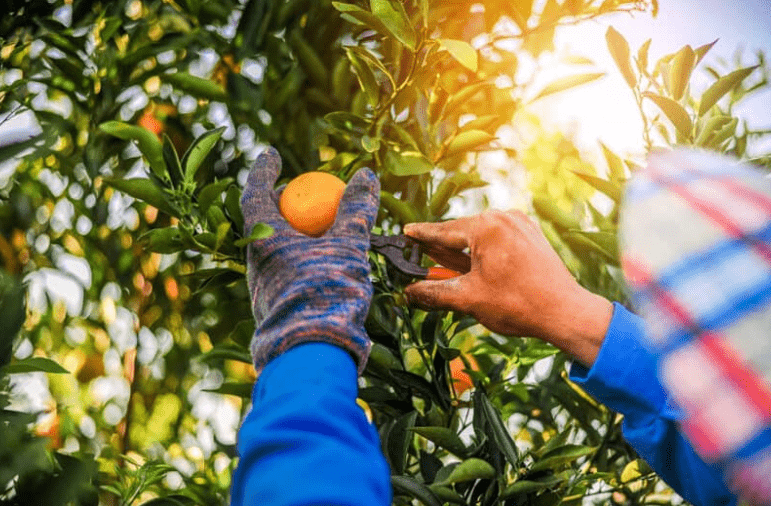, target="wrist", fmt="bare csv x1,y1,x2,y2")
546,286,613,368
